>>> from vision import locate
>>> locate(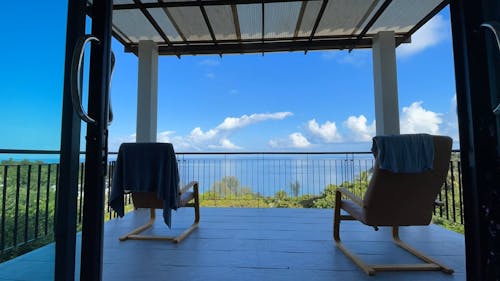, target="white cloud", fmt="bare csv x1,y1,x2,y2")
186,112,292,149
268,139,280,148
337,52,370,67
217,112,292,131
198,59,220,67
156,130,194,150
266,100,453,150
343,115,375,141
400,101,443,134
208,138,242,150
289,133,311,148
306,119,342,143
110,99,460,152
397,14,449,58
321,51,338,60
189,127,218,141
321,50,371,67
268,132,311,149
111,111,293,151
205,72,216,79
439,95,460,141
157,131,175,142
109,133,136,152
